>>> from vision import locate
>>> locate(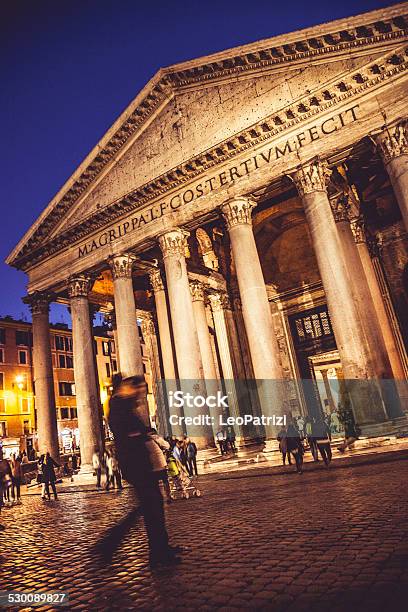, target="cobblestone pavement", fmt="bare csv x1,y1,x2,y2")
1,455,408,611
